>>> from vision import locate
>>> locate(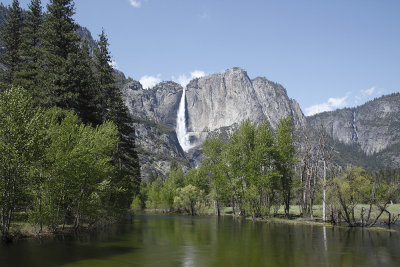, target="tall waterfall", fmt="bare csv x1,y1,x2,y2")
176,88,192,152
